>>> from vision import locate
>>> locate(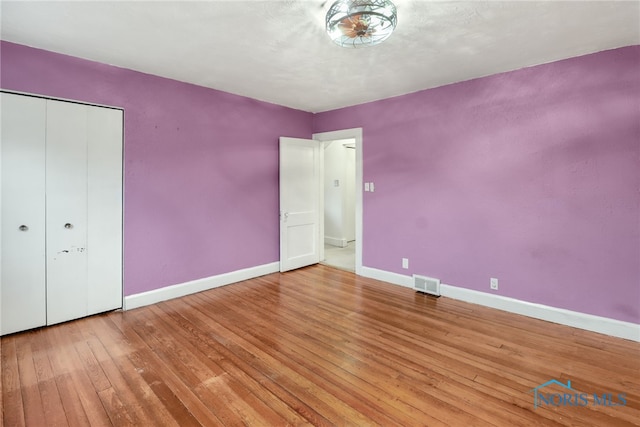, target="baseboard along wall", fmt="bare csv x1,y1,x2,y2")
324,236,348,247
124,262,280,311
360,266,640,342
124,262,639,342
